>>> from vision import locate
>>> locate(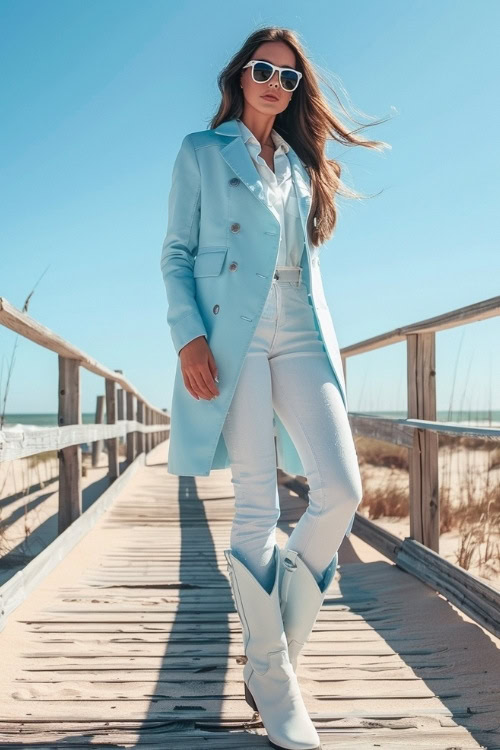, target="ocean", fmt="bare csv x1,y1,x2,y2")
1,411,499,429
